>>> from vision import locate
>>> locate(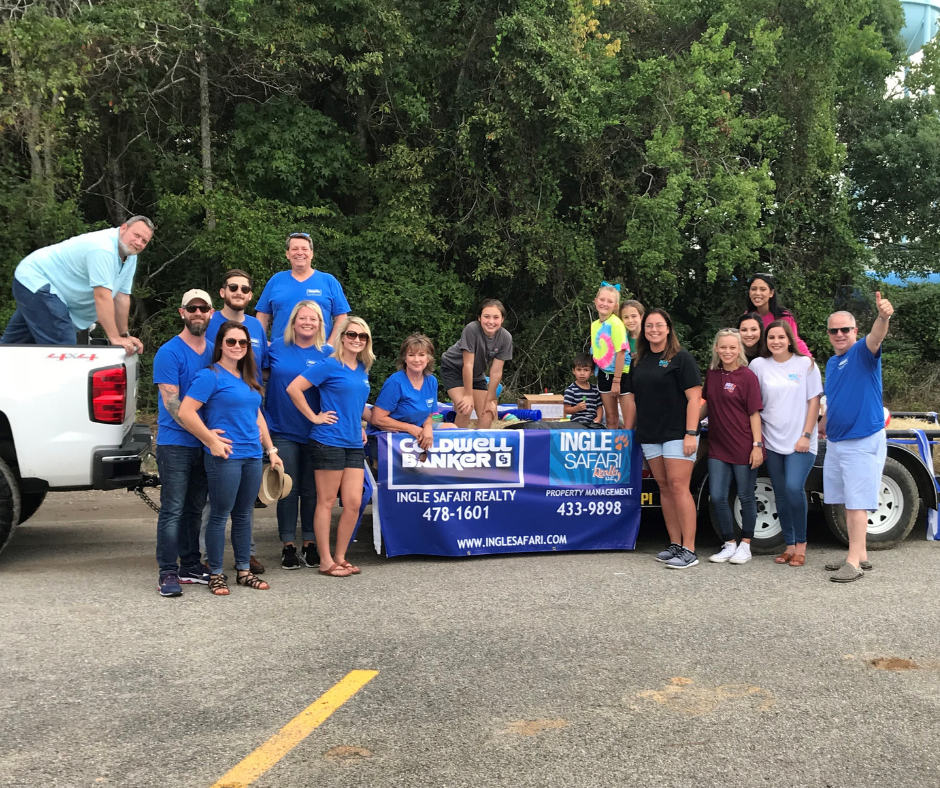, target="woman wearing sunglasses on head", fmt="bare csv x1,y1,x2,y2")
286,317,373,577
745,273,811,356
263,301,330,571
179,321,283,596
